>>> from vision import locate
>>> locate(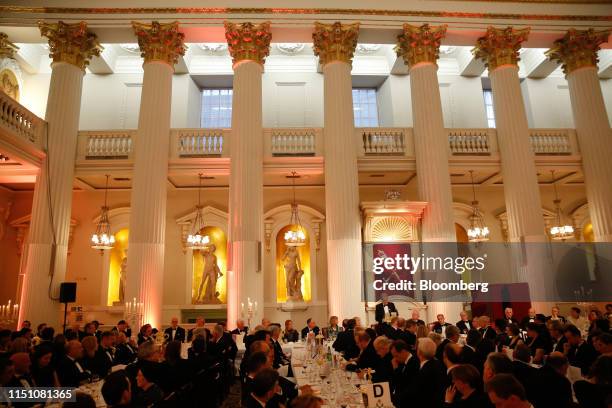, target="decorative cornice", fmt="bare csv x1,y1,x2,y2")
0,6,610,20
224,21,272,66
131,21,185,66
38,21,102,70
545,28,610,75
312,22,360,66
472,26,530,72
0,33,19,59
396,23,447,68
